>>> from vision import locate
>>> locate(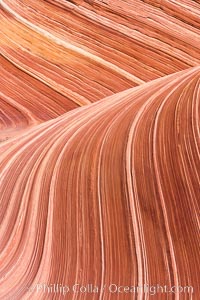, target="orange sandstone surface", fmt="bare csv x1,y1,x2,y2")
0,0,200,299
